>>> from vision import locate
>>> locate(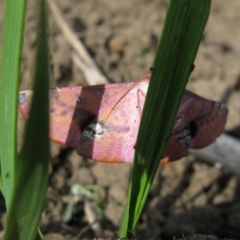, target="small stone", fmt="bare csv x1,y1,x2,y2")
108,37,126,52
